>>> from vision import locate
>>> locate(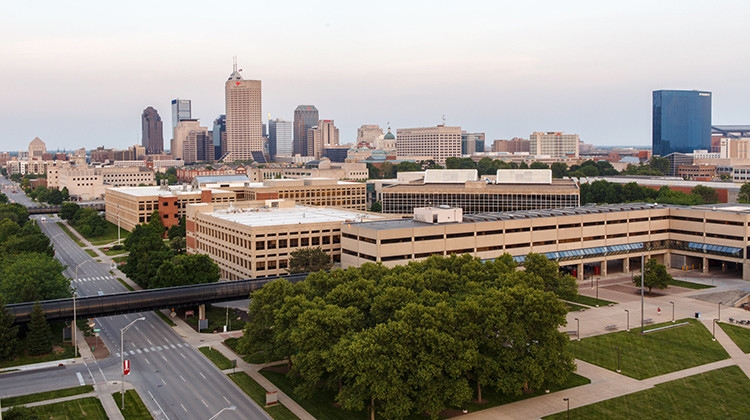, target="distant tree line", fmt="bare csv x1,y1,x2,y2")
581,180,719,205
